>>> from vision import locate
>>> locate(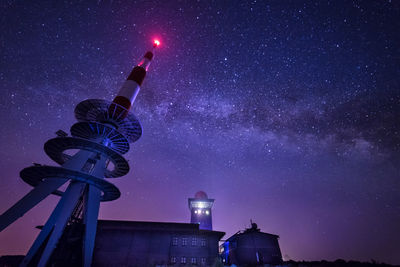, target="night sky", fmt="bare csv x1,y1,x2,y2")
0,0,399,264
